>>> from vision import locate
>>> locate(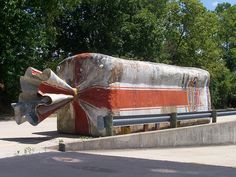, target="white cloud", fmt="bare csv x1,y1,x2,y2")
212,1,219,7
